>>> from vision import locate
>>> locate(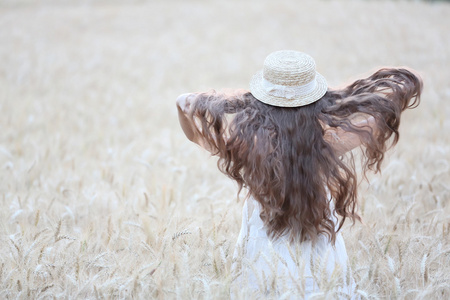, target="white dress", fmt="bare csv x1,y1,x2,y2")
232,198,356,299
